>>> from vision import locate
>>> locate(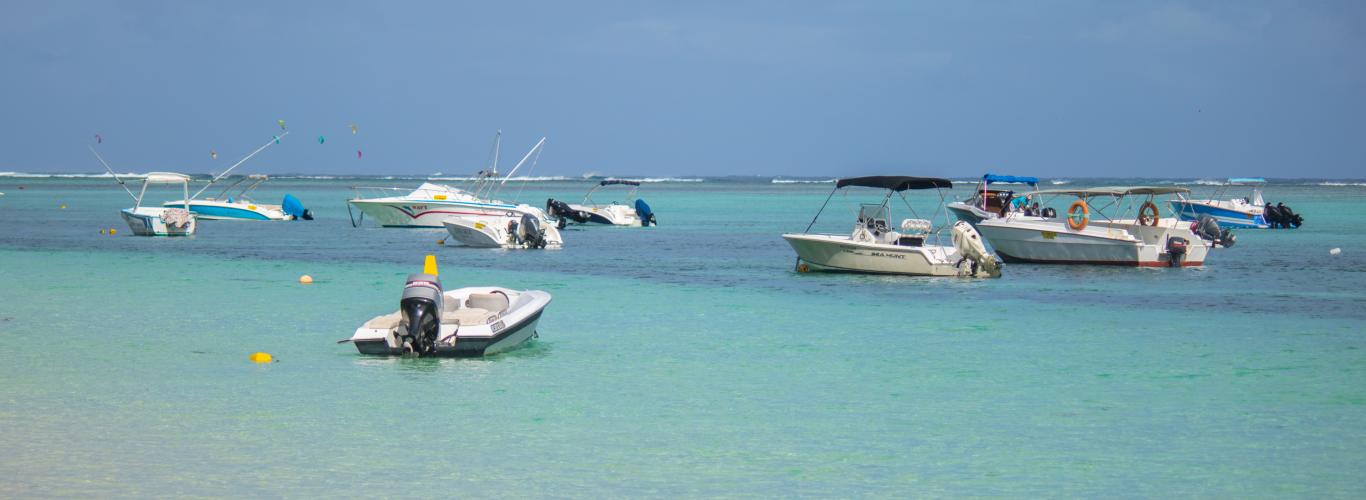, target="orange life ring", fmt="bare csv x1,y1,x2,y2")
1066,200,1089,230
1138,201,1160,226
